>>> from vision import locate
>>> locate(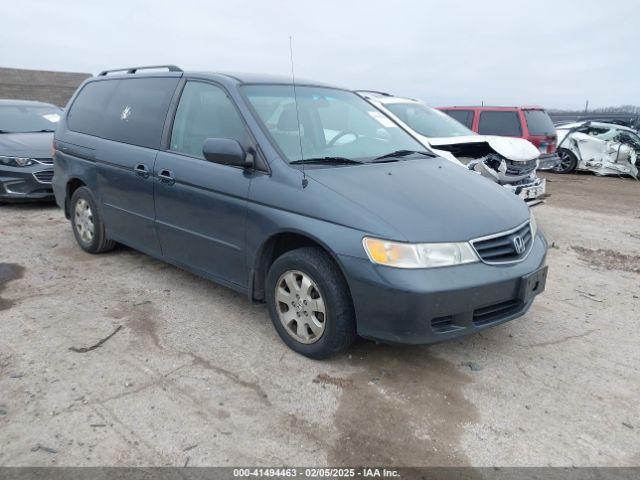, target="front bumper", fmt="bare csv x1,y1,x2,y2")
0,164,54,202
537,153,560,170
503,177,546,202
339,233,548,344
468,159,545,201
